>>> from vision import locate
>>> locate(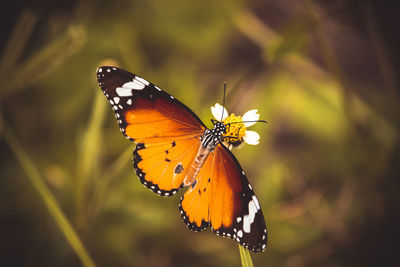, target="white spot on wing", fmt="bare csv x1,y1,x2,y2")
243,199,260,233
237,230,243,238
135,76,150,85
116,87,133,97
252,195,260,210
127,99,132,105
113,97,120,104
128,80,145,90
118,80,145,93
155,86,162,91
